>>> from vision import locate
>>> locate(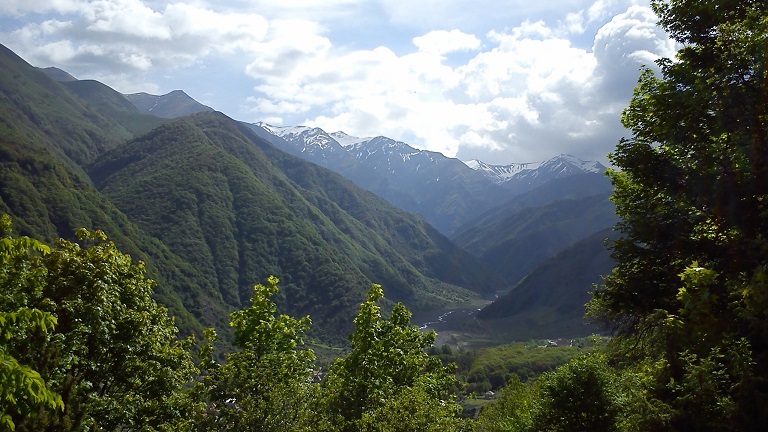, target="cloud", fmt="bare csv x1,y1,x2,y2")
0,0,82,15
2,0,268,91
413,30,481,55
0,0,675,164
266,3,676,164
